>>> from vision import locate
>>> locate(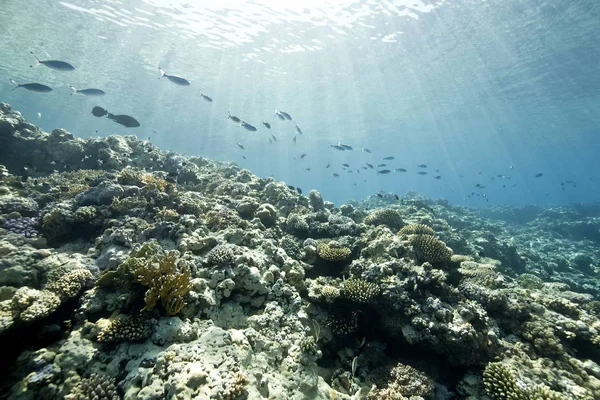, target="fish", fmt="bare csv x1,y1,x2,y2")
417,164,427,168
509,165,514,169
200,92,213,102
10,79,52,93
434,175,441,179
339,143,353,150
475,183,486,188
228,112,241,123
377,193,383,198
293,136,297,144
366,163,374,169
30,51,74,71
268,138,273,144
417,171,428,175
297,187,302,194
91,106,140,128
362,148,371,153
158,67,190,86
326,164,330,168
377,164,387,168
395,168,407,172
377,169,391,174
236,142,245,150
241,121,257,131
342,163,350,168
263,122,271,129
274,110,286,121
70,86,105,96
271,134,277,142
535,173,543,178
300,153,307,159
295,125,303,135
330,144,346,151
394,194,399,200
496,174,503,178
333,173,340,177
280,111,293,120
37,112,42,119
287,185,296,191
242,156,246,159
305,168,311,171
383,156,395,160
